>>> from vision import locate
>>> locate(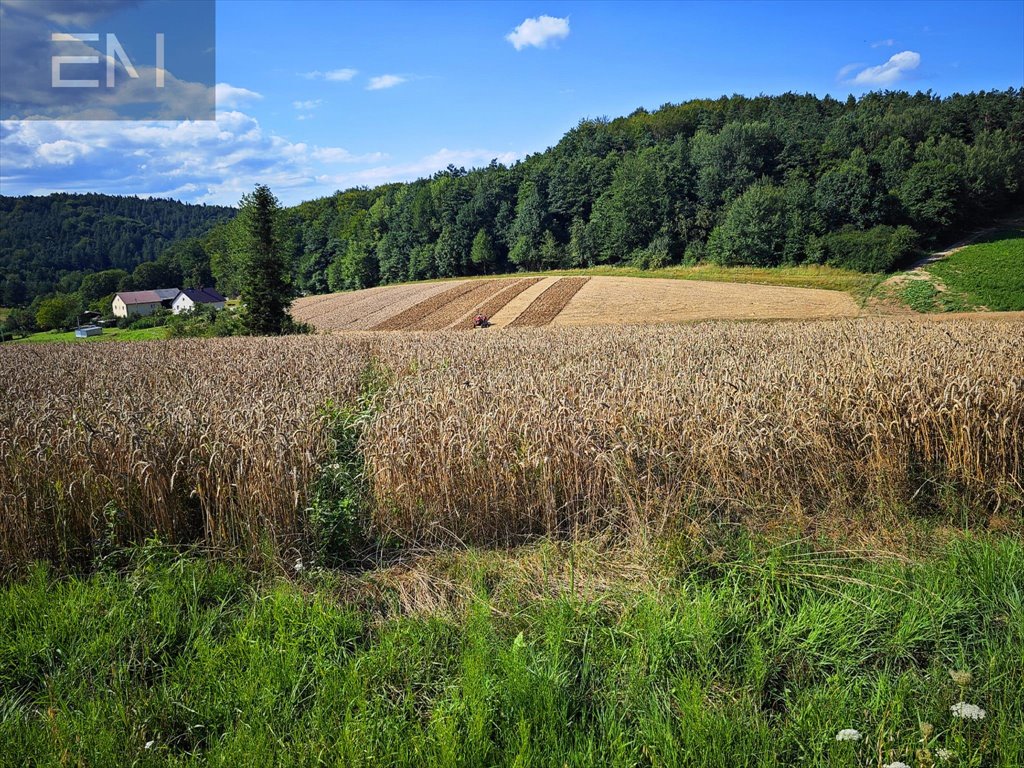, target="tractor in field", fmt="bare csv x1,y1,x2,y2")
473,314,491,328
